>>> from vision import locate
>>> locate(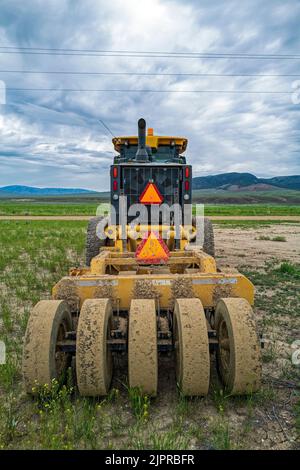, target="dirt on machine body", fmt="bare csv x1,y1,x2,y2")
22,119,262,397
